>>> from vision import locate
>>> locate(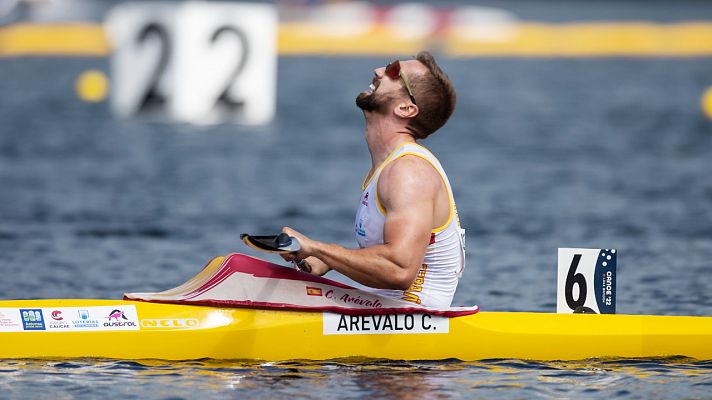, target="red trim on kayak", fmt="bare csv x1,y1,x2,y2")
185,253,355,299
127,297,479,317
